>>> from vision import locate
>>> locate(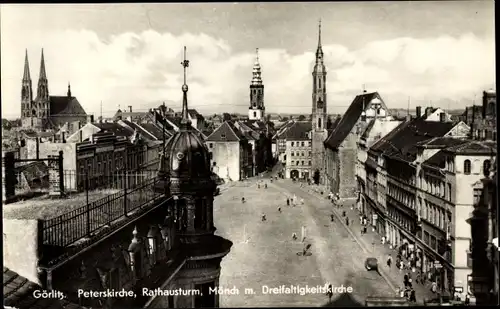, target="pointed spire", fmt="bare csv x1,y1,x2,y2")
39,48,47,80
316,19,324,58
67,82,71,97
318,19,322,49
251,48,263,86
23,49,31,81
180,46,191,128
